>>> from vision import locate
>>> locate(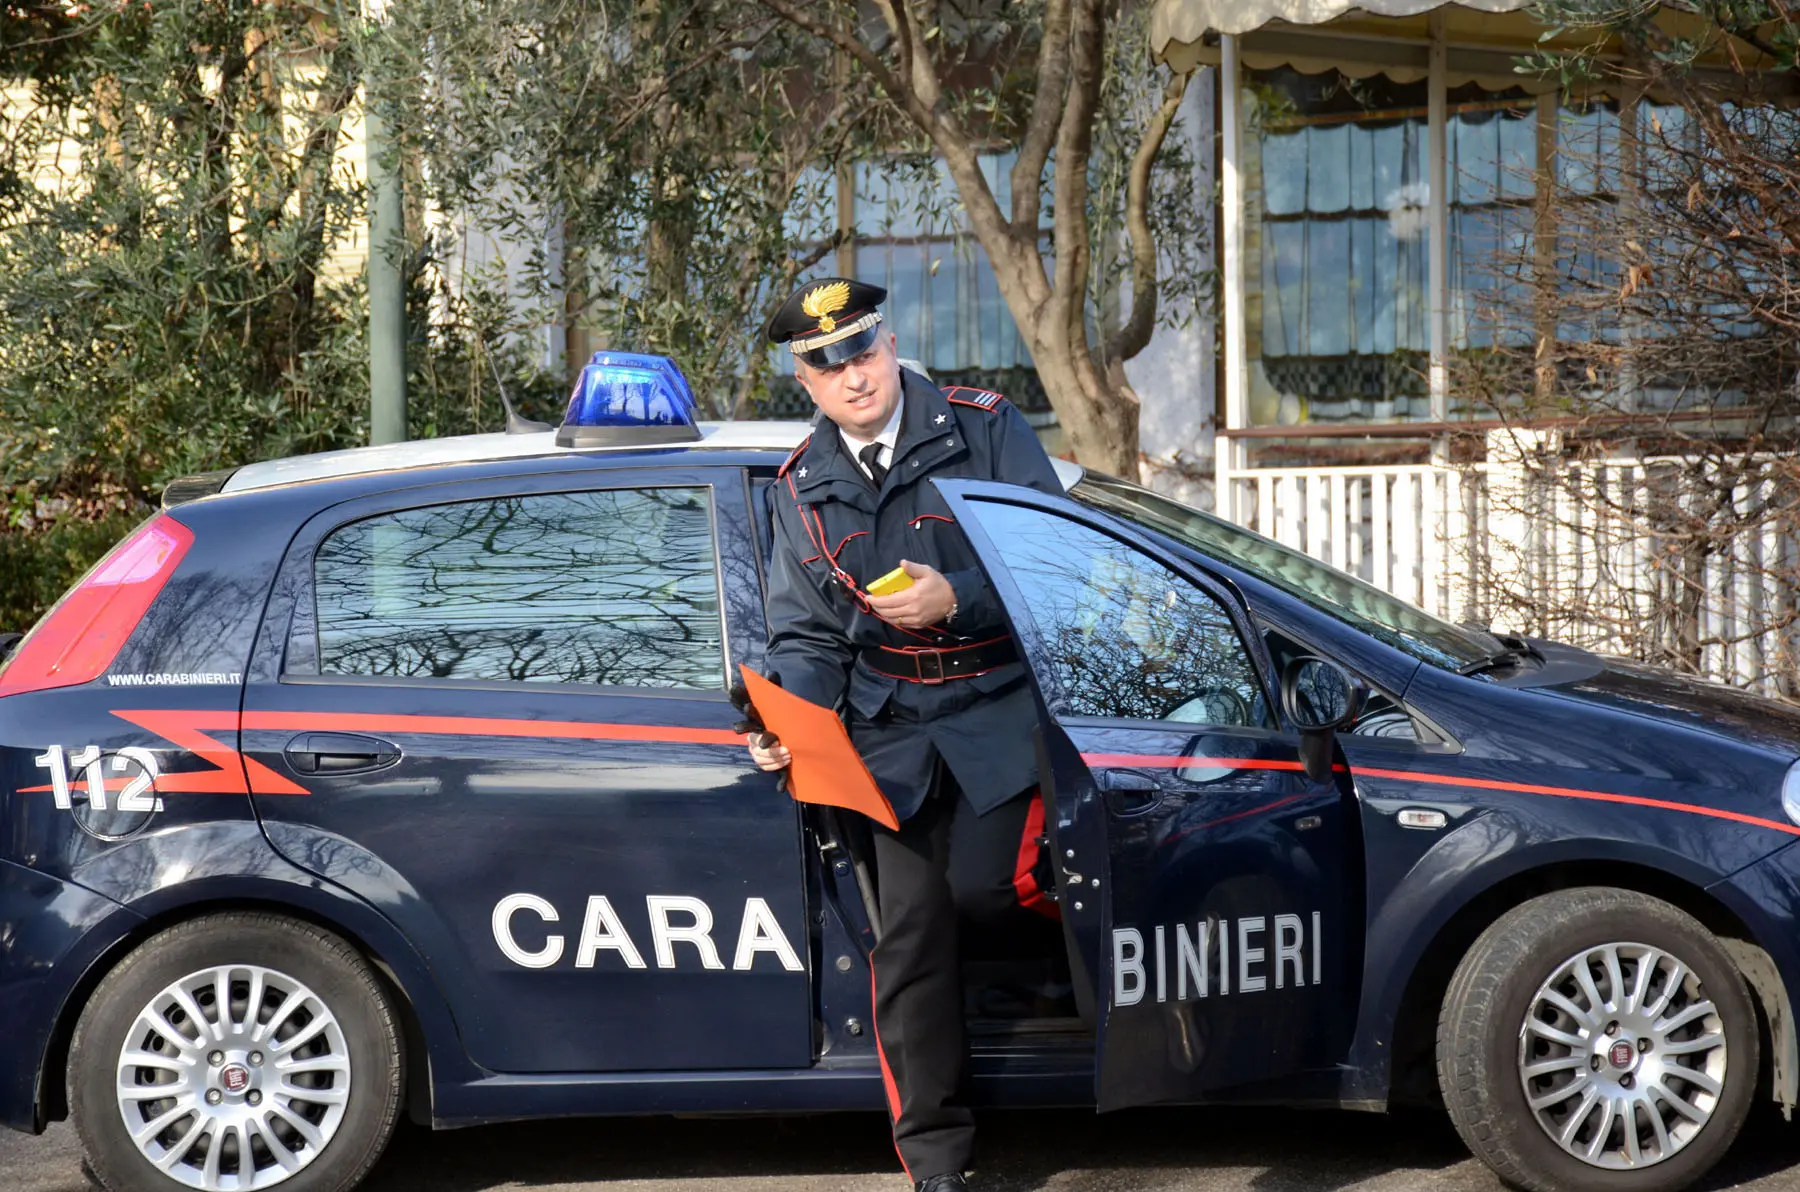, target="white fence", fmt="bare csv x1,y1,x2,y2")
1224,456,1799,699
